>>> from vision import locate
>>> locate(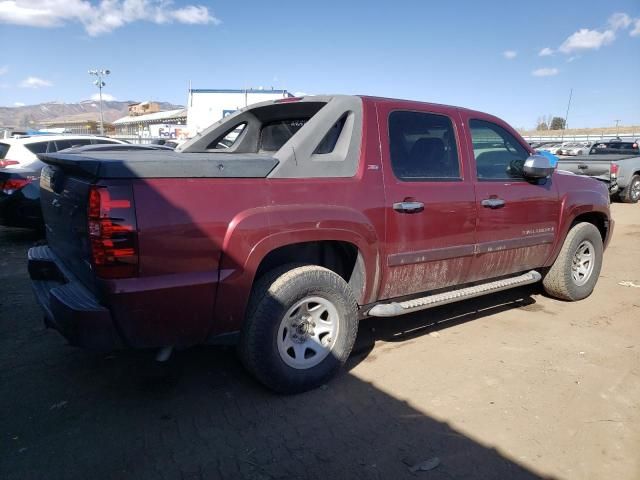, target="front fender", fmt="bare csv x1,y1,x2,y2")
546,174,611,266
